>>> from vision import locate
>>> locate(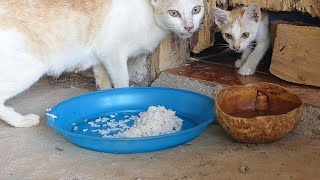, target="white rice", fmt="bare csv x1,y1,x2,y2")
114,106,183,138
101,117,109,122
73,126,78,131
88,121,101,128
46,113,57,119
95,118,102,123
